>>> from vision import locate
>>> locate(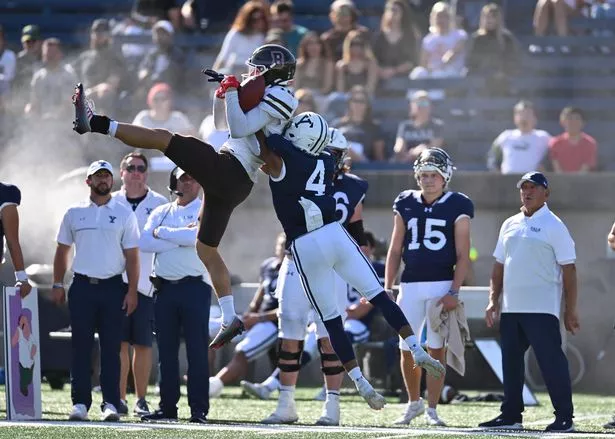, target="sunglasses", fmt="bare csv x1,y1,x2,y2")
125,164,147,173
